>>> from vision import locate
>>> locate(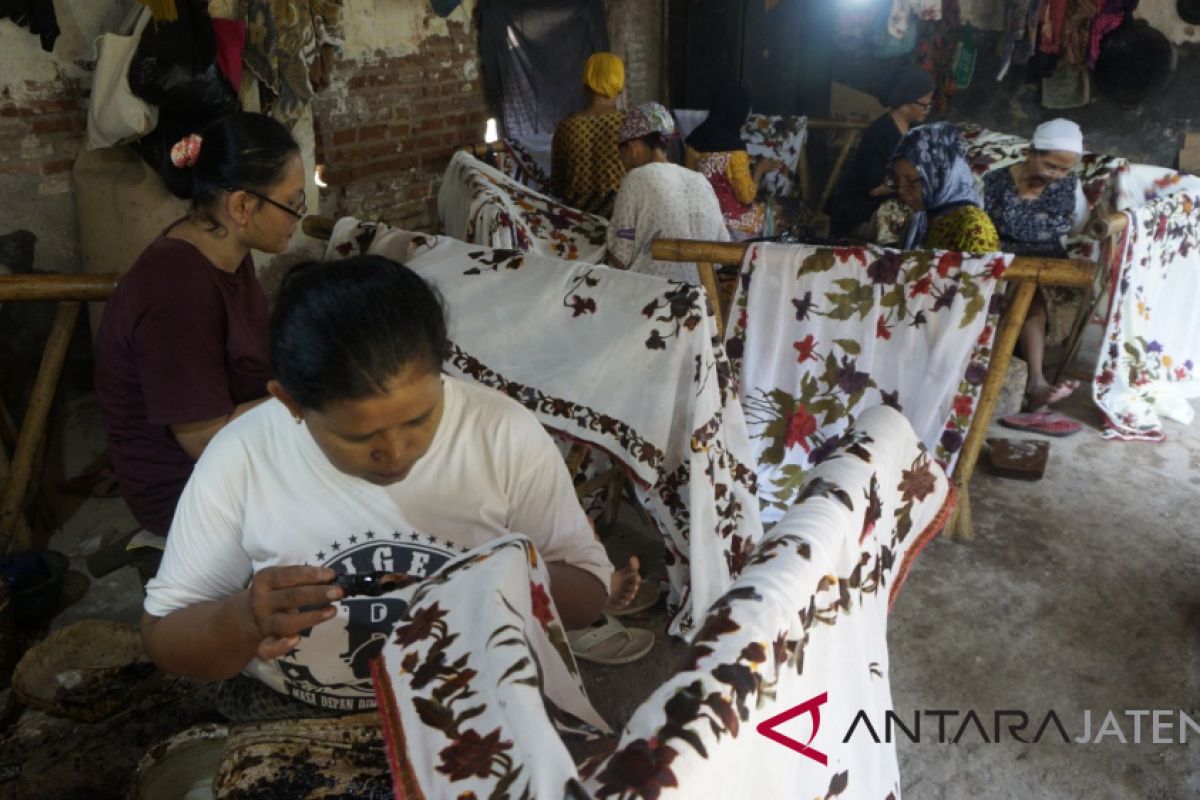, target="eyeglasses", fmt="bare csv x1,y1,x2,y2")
231,187,307,220
913,99,934,110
